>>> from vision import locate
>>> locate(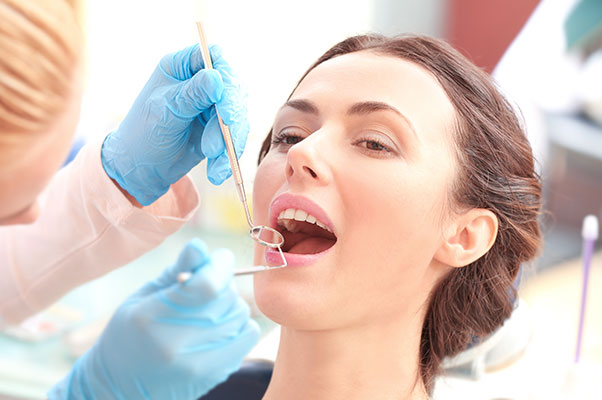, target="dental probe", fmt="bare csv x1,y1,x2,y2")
176,246,287,283
177,265,286,283
194,22,285,249
195,22,253,229
177,23,287,285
